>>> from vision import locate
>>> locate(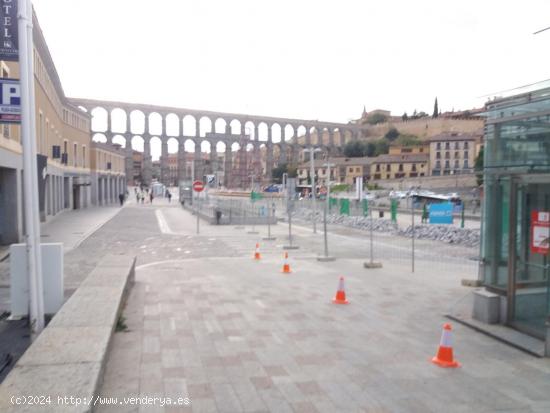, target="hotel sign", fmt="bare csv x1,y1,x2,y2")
0,0,18,61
